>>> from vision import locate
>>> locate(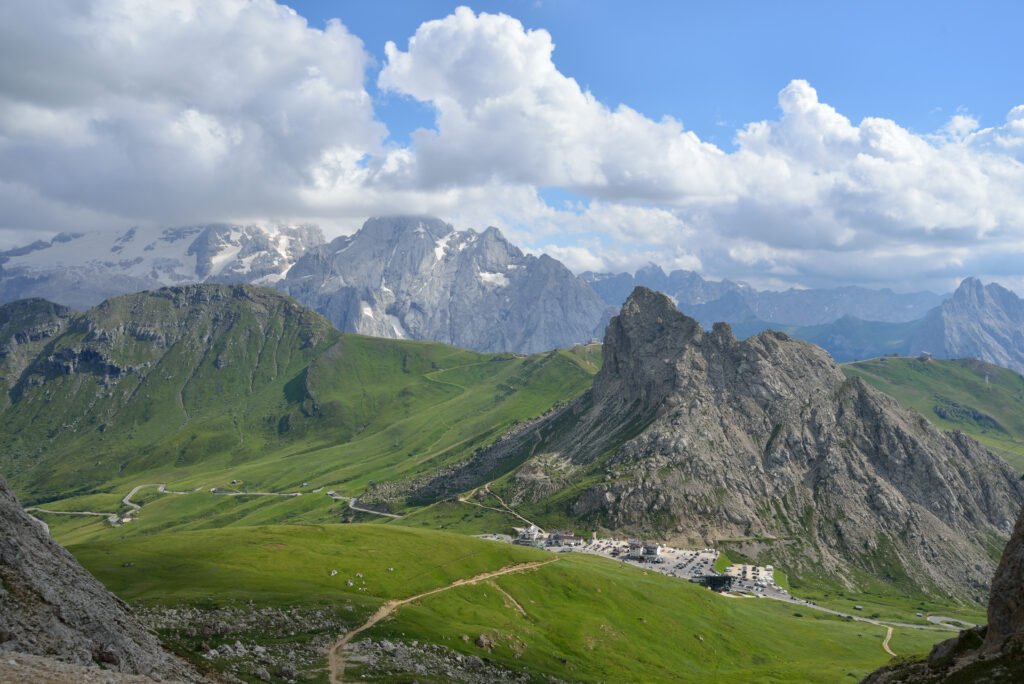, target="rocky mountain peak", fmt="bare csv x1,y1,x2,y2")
359,215,454,243
280,216,605,353
422,282,1024,598
910,277,1024,374
595,287,701,409
952,276,985,302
